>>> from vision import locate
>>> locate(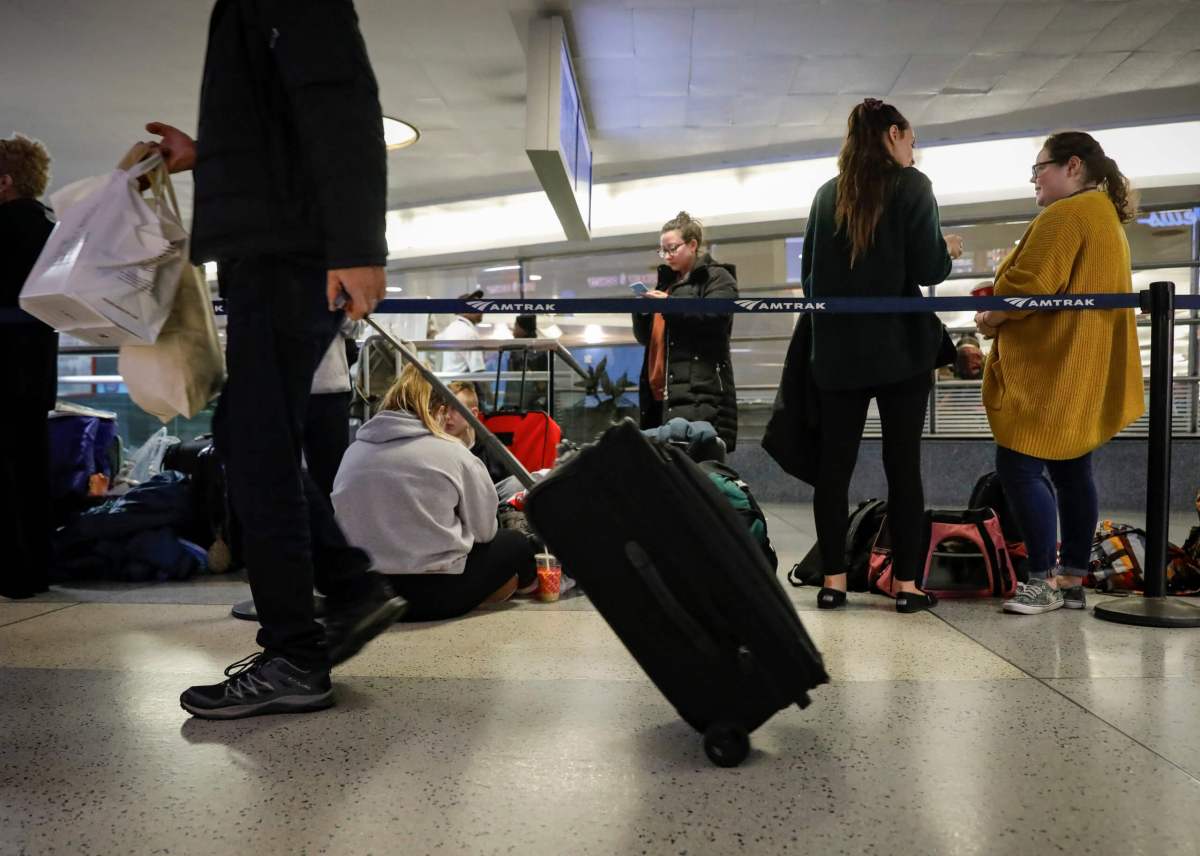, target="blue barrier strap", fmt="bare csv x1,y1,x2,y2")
4,293,1196,324
367,294,1147,315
